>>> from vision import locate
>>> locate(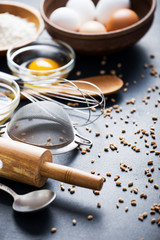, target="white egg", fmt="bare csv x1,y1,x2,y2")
79,21,106,33
50,7,81,31
96,0,130,25
66,0,96,24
